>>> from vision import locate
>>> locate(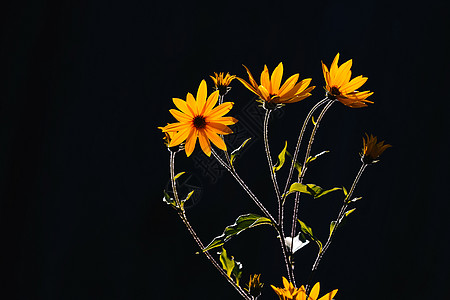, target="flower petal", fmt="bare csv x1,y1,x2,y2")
161,122,191,132
203,90,220,114
172,98,194,117
207,122,233,134
318,289,338,300
257,85,270,102
270,62,284,94
237,77,259,95
210,116,238,125
169,127,191,147
196,80,207,112
309,282,320,300
206,102,234,119
184,129,198,157
260,65,271,93
169,109,191,122
242,65,259,89
330,53,340,80
340,76,367,94
186,92,198,115
334,59,352,87
204,128,227,151
198,129,211,156
278,73,299,97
